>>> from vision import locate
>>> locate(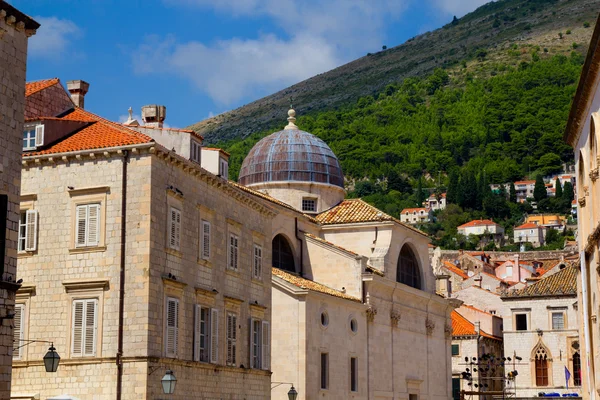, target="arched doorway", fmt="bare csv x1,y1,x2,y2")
397,244,421,289
272,234,296,273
